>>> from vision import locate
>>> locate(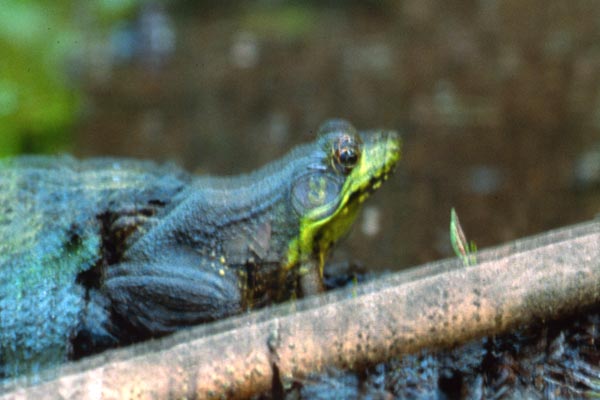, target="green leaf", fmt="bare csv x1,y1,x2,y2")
450,208,477,266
